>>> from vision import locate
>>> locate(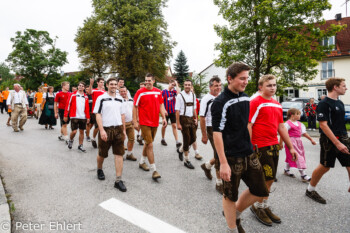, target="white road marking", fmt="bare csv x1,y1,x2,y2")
99,198,186,233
